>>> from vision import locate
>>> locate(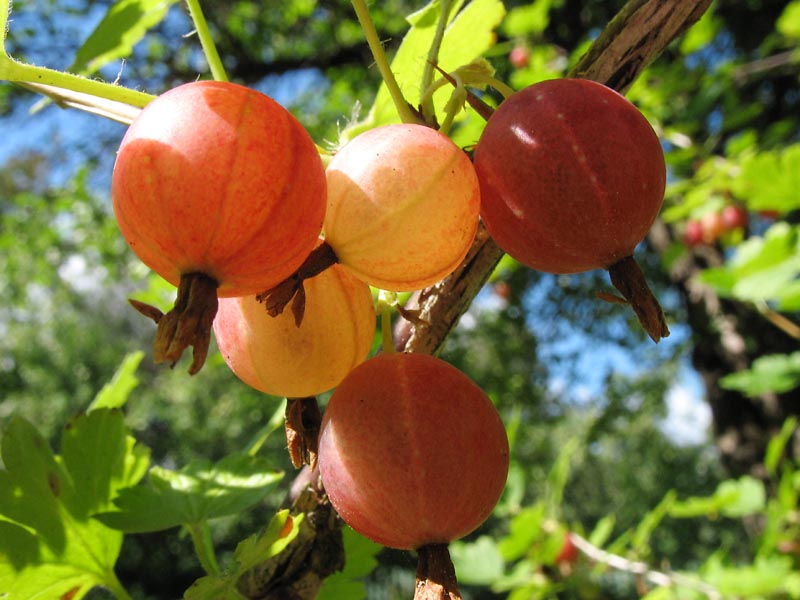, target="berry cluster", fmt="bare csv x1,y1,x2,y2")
111,76,666,552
